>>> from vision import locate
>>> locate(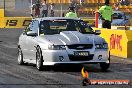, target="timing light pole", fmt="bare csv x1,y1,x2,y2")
60,0,63,17
31,0,33,15
98,0,100,9
4,0,5,16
